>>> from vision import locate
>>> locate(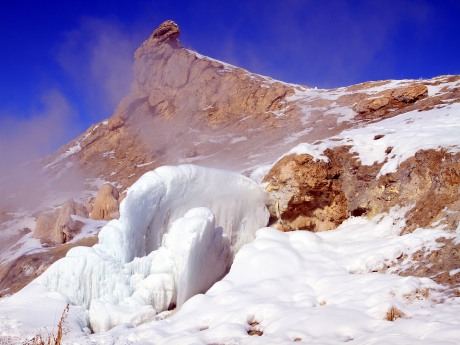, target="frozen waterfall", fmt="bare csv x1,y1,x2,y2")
36,165,269,332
